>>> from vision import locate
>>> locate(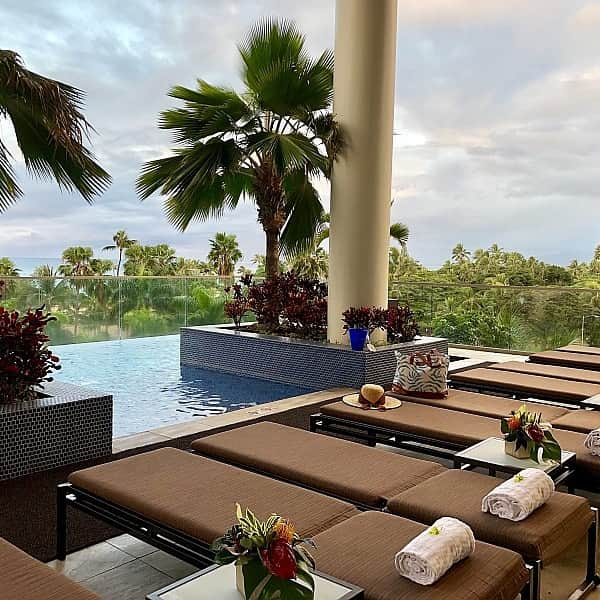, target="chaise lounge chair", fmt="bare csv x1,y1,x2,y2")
530,351,600,371
1,537,100,600
57,448,532,600
191,421,446,509
449,367,600,405
192,422,599,600
312,399,600,489
489,361,600,385
312,512,531,600
558,345,600,356
58,448,358,566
